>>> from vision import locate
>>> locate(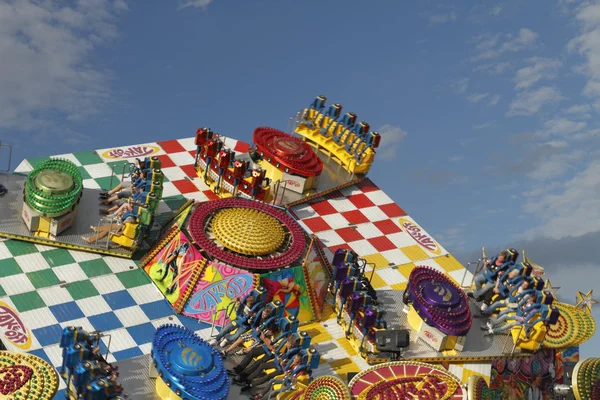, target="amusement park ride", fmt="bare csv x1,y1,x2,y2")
0,97,597,399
